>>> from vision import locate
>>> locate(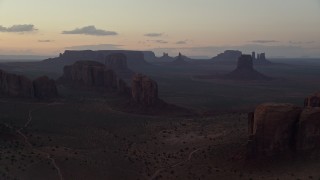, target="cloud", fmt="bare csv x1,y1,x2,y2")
65,44,123,50
250,40,279,44
155,40,168,44
289,41,315,45
154,40,168,44
0,24,38,33
144,33,163,37
146,39,168,44
176,40,187,44
62,26,117,36
38,40,53,43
